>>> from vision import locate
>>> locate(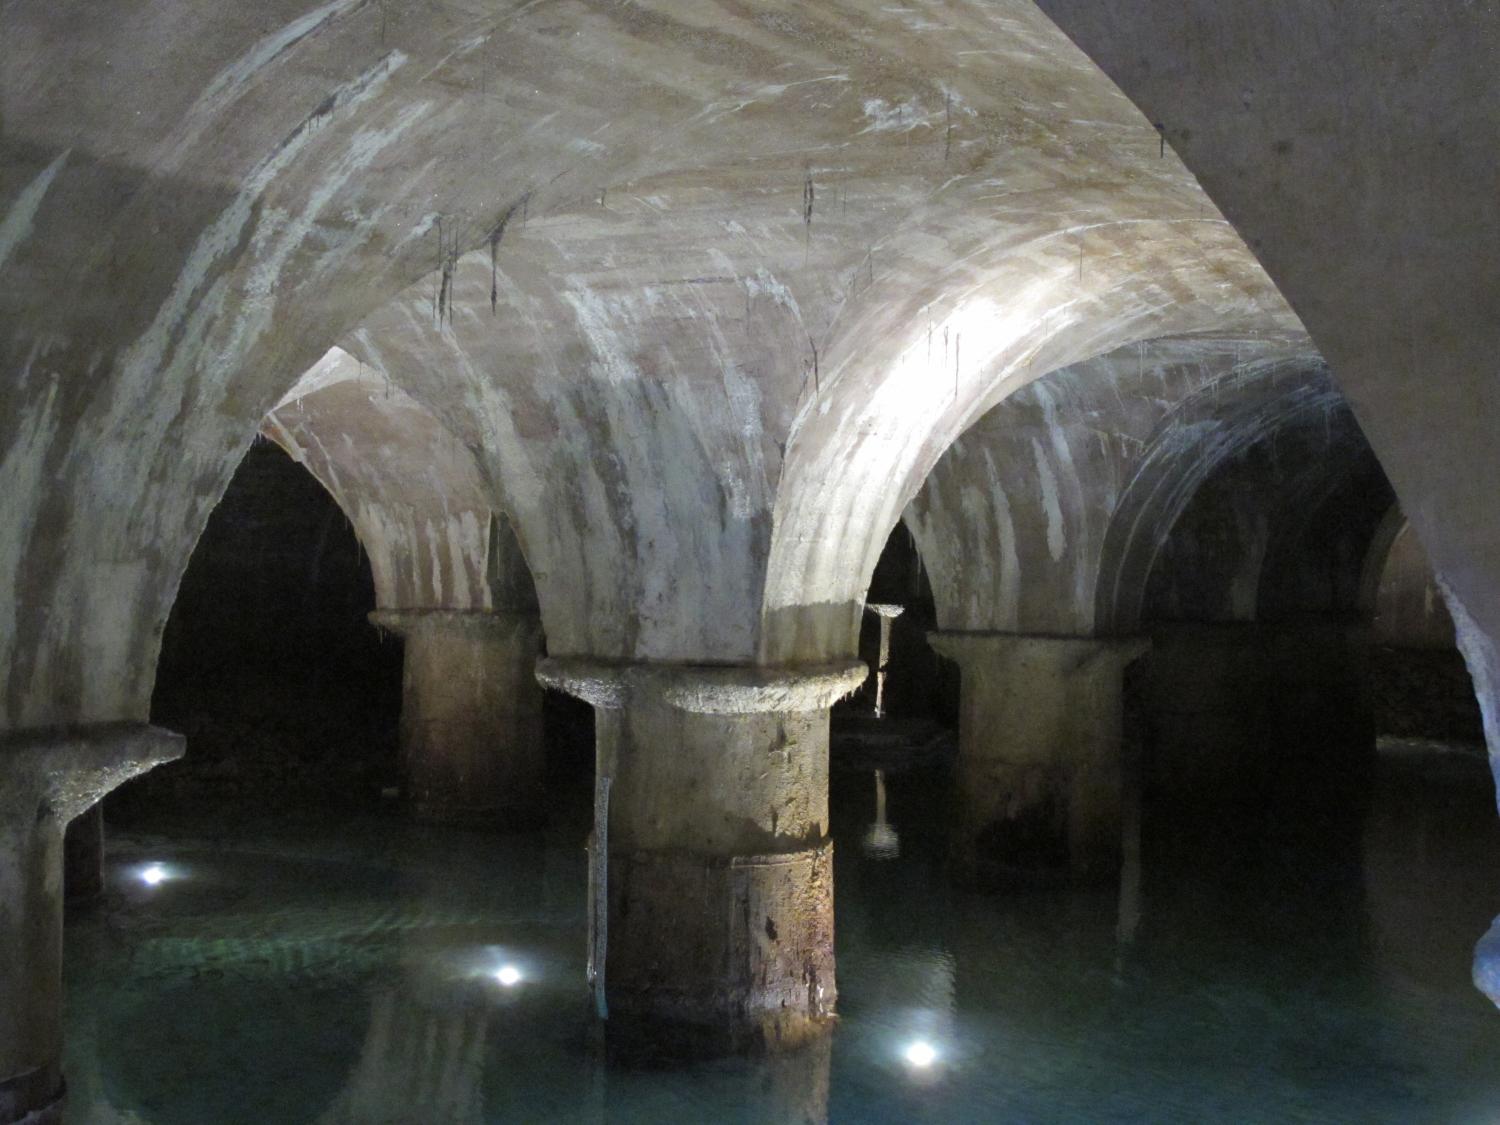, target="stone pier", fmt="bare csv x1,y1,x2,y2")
537,658,865,1055
371,610,544,828
0,725,181,1125
928,632,1148,888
